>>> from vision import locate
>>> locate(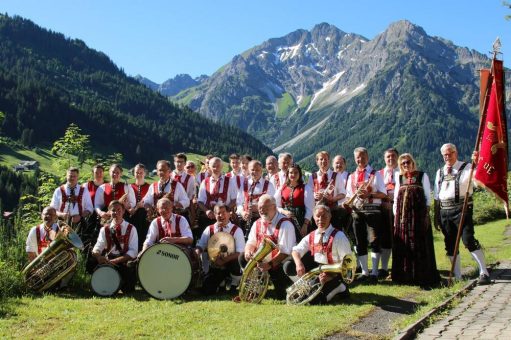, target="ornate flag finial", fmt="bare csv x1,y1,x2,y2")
492,37,501,55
